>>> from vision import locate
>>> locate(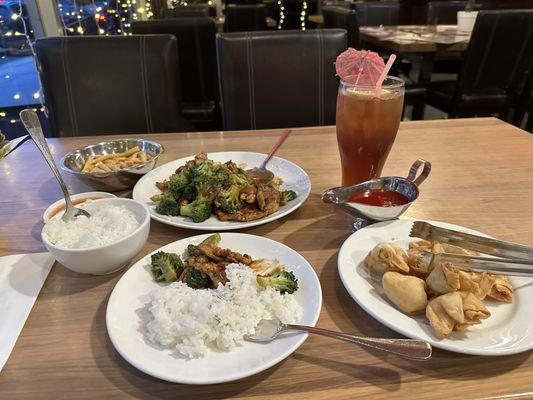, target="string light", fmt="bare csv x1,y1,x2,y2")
278,0,284,29
301,0,307,30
